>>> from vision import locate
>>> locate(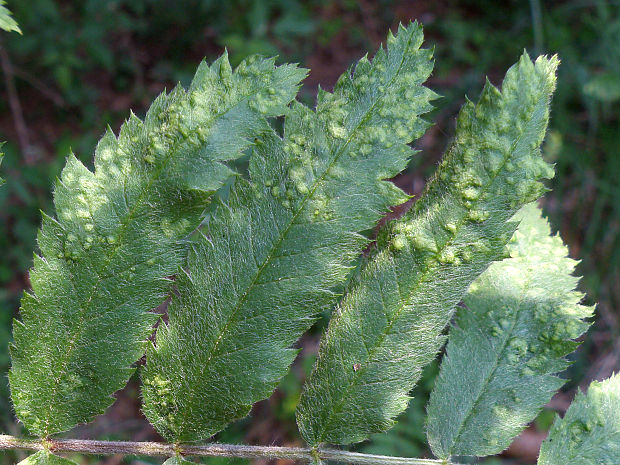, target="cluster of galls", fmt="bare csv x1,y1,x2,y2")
386,68,557,265
143,374,178,437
